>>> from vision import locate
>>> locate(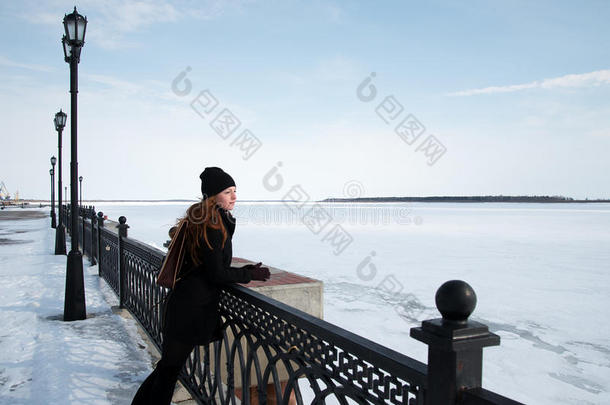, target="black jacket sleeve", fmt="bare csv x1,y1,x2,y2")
198,228,252,284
